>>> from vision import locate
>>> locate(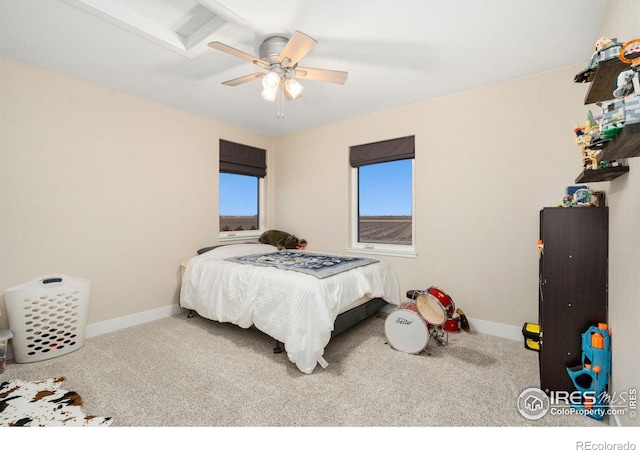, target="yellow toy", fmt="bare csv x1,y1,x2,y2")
573,110,600,170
